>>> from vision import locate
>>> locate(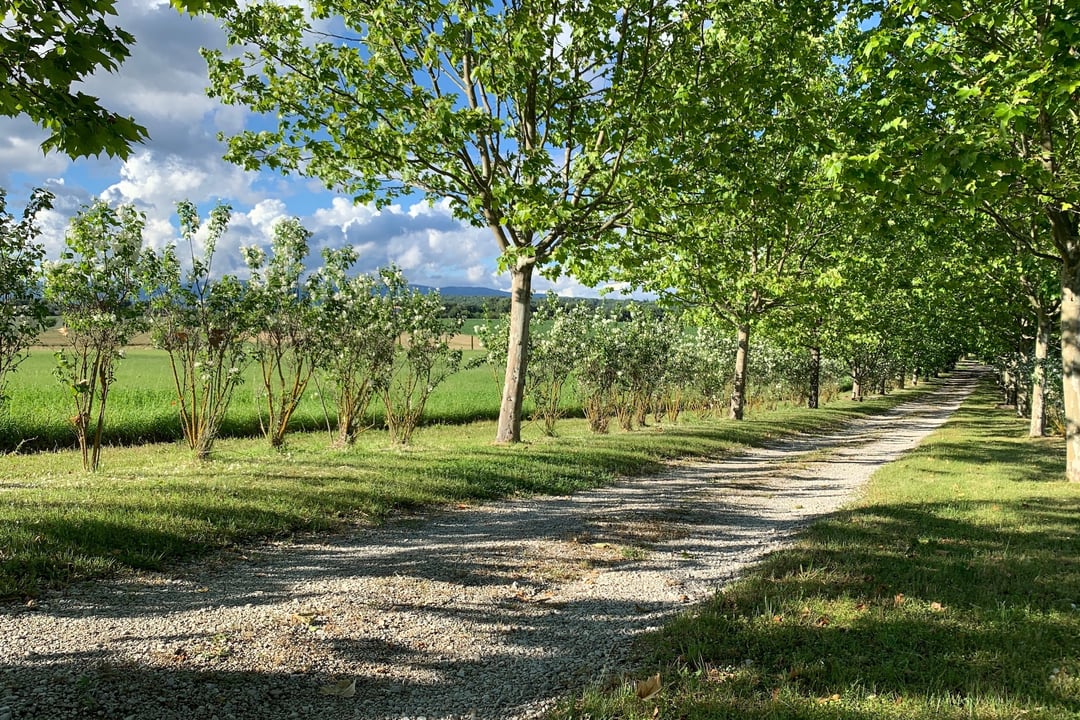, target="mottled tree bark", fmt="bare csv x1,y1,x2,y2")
495,258,535,443
729,323,750,420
